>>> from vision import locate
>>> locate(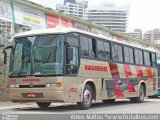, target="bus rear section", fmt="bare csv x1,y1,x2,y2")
4,28,158,110
155,60,160,97
148,60,160,98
